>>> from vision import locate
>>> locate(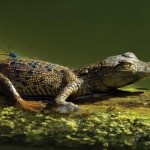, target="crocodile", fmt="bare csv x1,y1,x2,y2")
0,52,149,113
